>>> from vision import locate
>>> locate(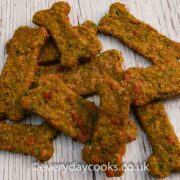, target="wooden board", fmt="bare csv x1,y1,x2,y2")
0,0,180,179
